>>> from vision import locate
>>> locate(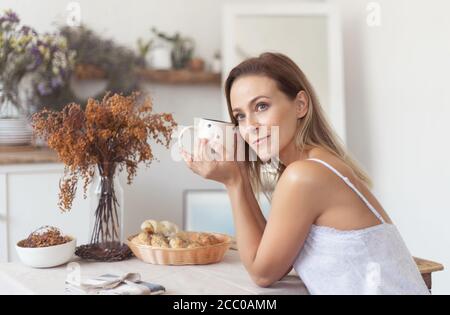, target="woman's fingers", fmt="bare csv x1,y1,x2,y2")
181,149,193,165
202,139,217,161
182,149,202,175
181,138,226,172
200,139,205,161
190,138,202,162
191,138,212,162
209,140,226,160
181,141,206,166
